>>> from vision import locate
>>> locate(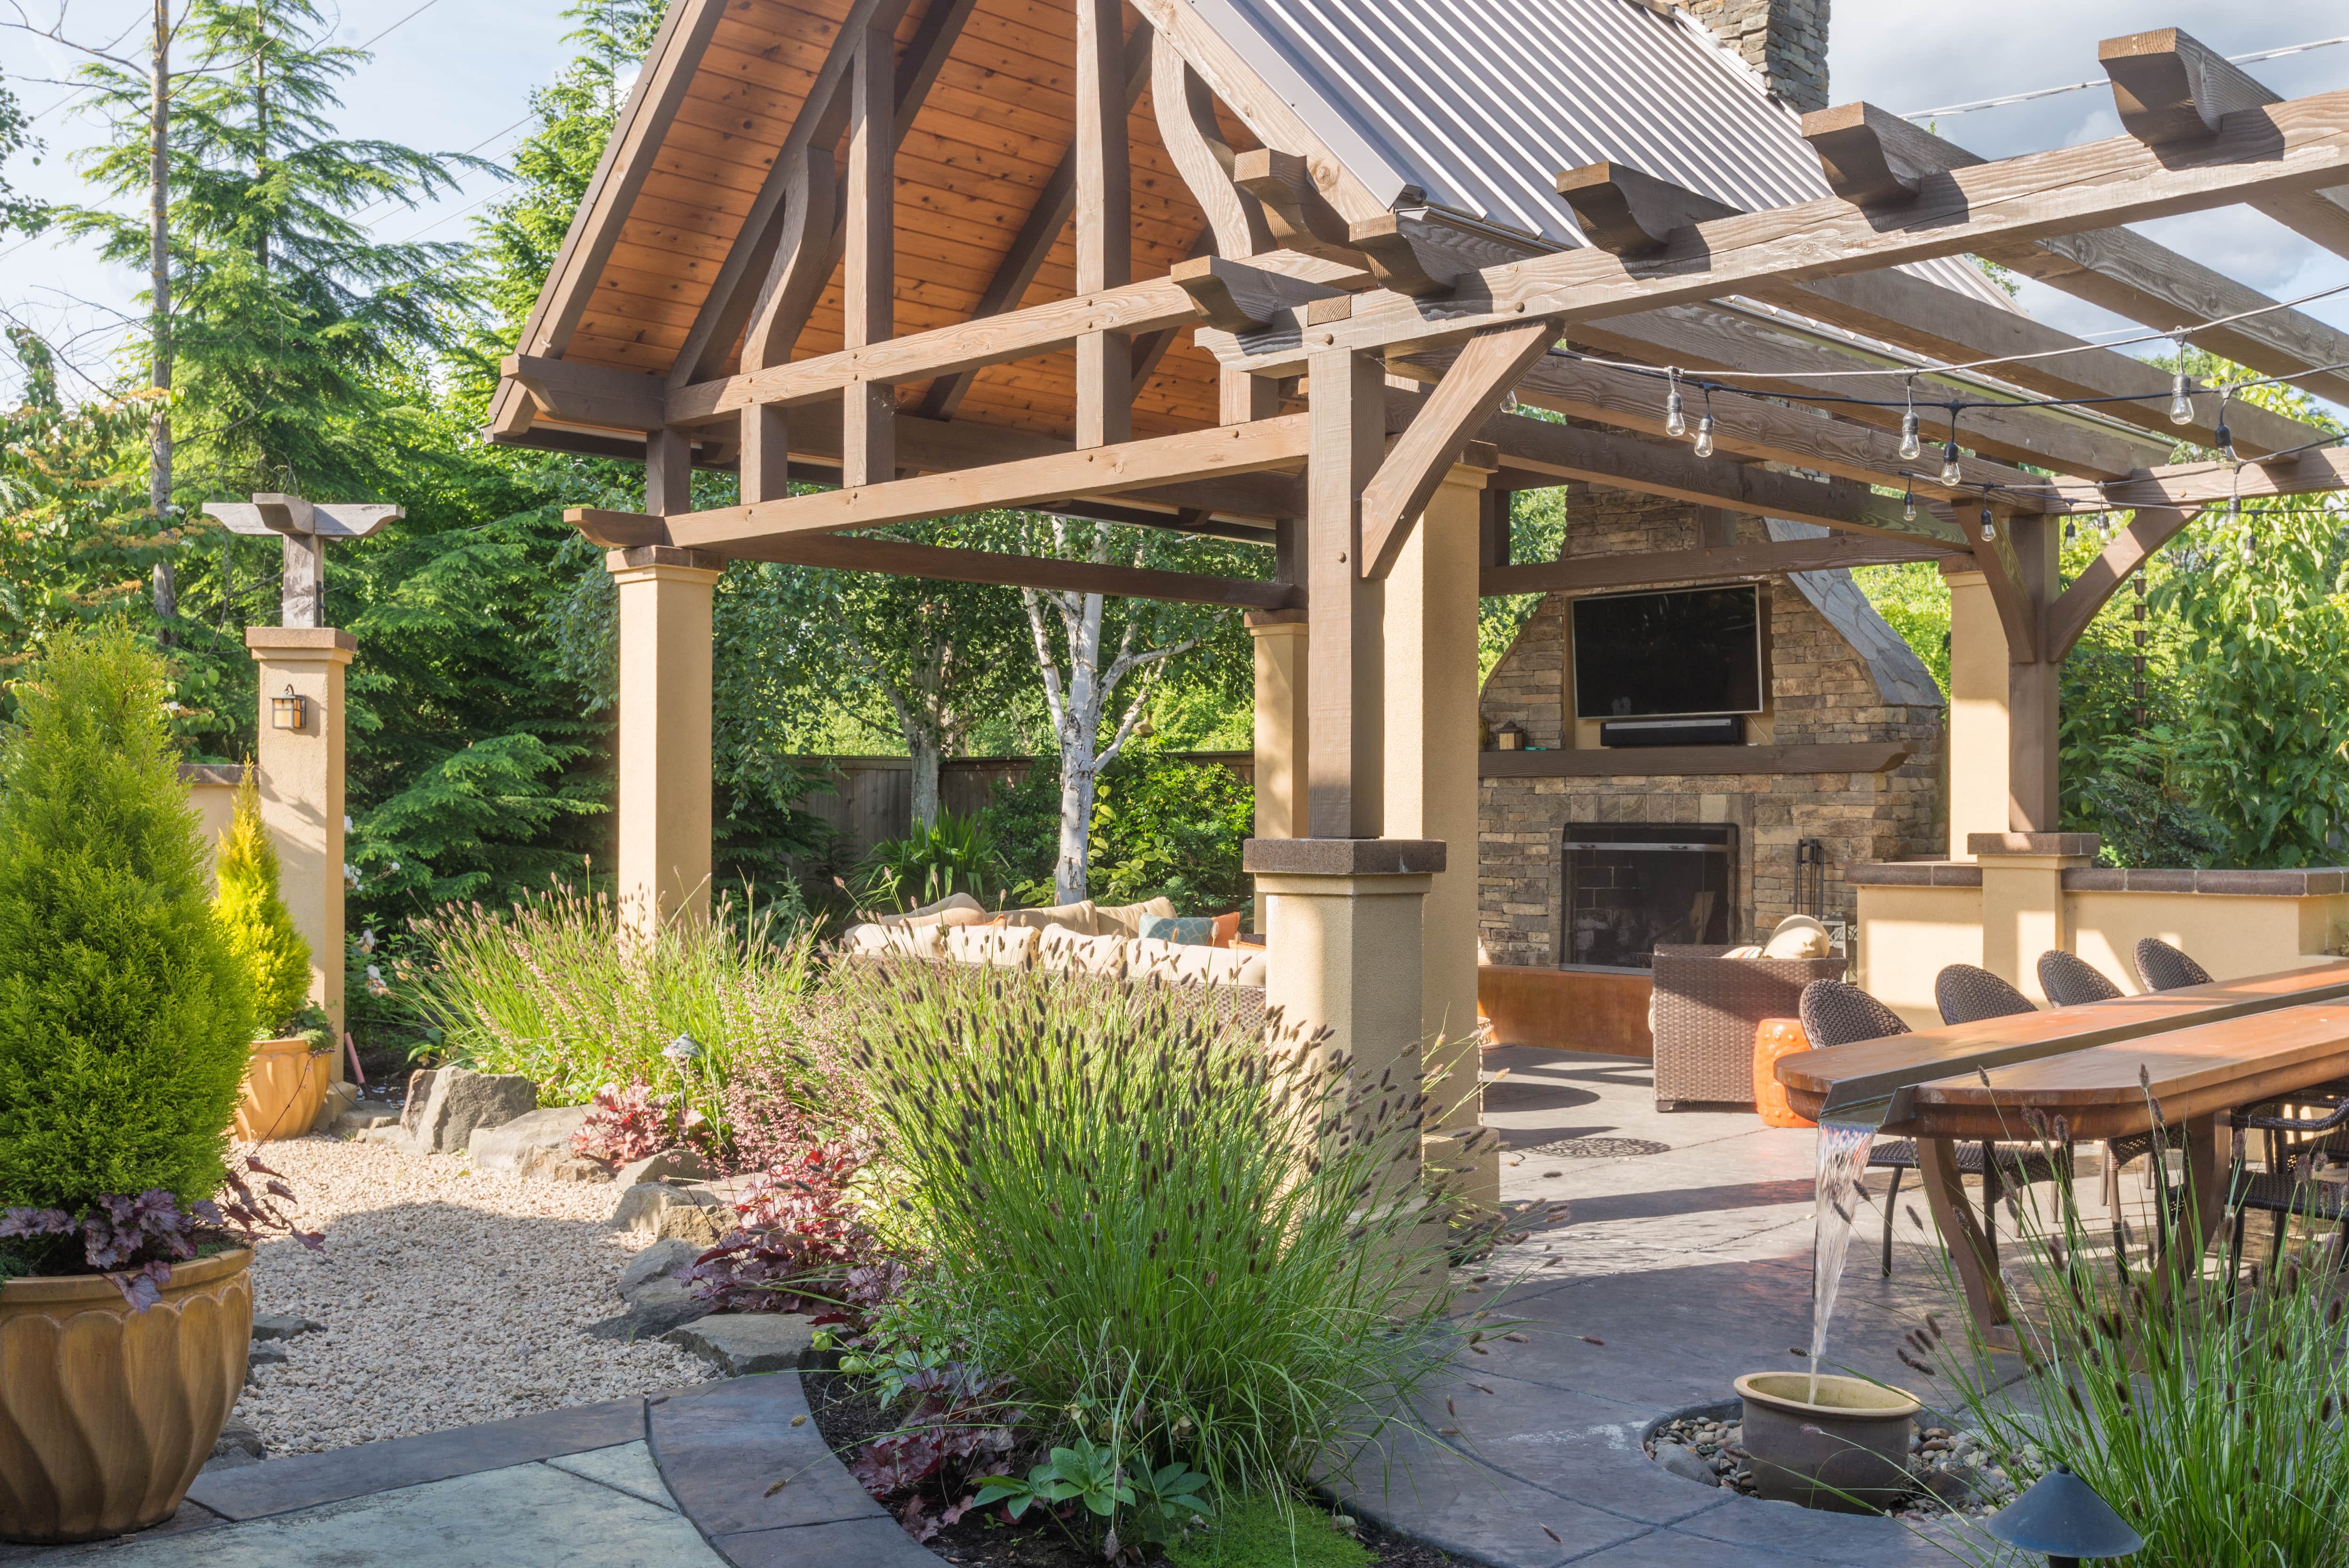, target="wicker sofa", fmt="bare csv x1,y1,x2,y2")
1649,942,1847,1111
